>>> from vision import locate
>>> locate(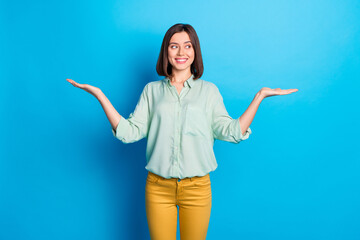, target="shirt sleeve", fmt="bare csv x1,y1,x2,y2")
211,85,252,143
111,83,150,144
